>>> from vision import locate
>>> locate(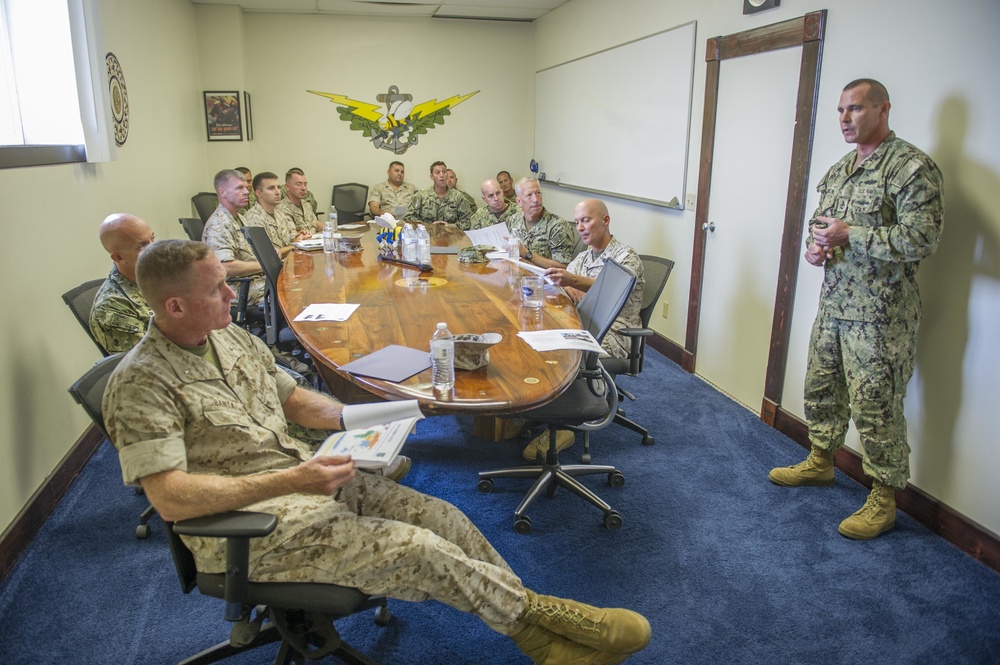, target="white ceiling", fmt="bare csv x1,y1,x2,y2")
190,0,570,22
